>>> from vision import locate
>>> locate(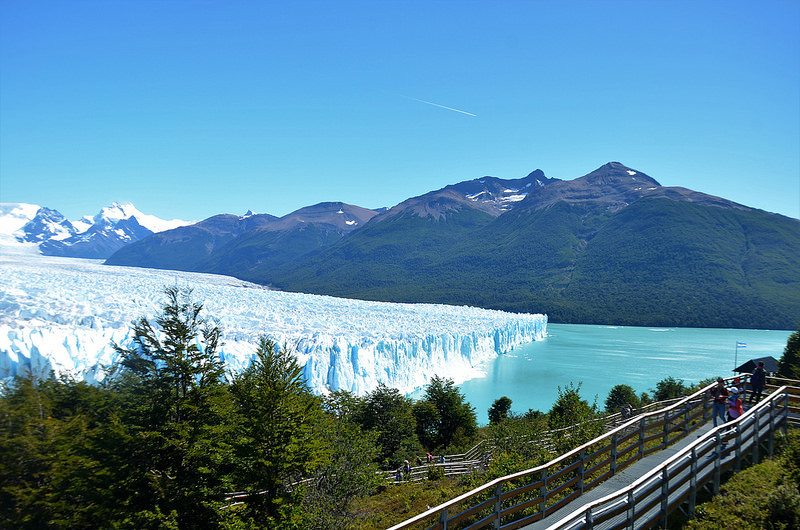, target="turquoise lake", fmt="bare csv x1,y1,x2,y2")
455,323,793,425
